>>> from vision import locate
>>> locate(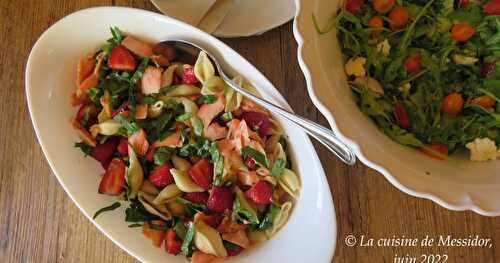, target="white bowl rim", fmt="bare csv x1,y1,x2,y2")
293,0,500,217
25,5,338,262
